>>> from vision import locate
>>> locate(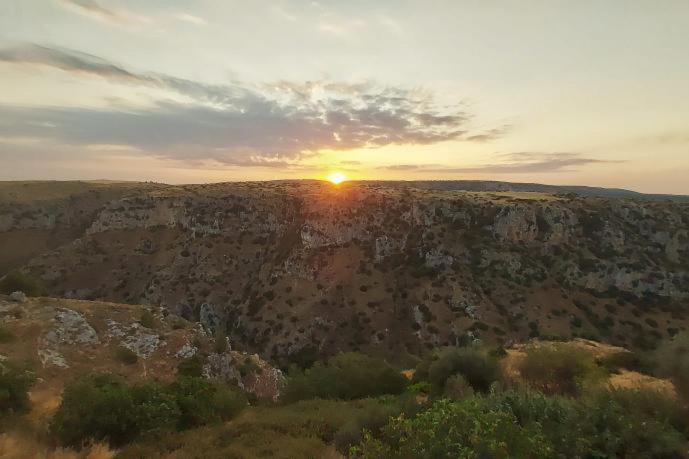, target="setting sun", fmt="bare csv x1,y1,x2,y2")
326,171,347,185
